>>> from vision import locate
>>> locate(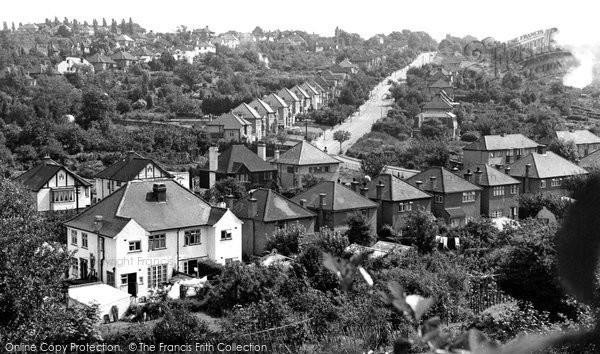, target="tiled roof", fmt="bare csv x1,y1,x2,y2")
506,151,588,179
13,157,91,191
579,149,600,169
555,130,600,145
300,82,319,96
111,51,137,61
463,134,540,151
313,76,332,88
407,167,482,194
86,53,116,64
338,58,357,68
292,181,378,212
214,145,276,174
248,98,275,114
423,93,454,111
277,87,300,102
307,79,327,93
273,141,340,166
64,180,222,237
233,188,315,222
291,85,309,99
262,93,288,109
428,78,452,89
459,164,520,186
366,173,431,201
206,113,251,129
232,102,262,119
95,152,172,182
